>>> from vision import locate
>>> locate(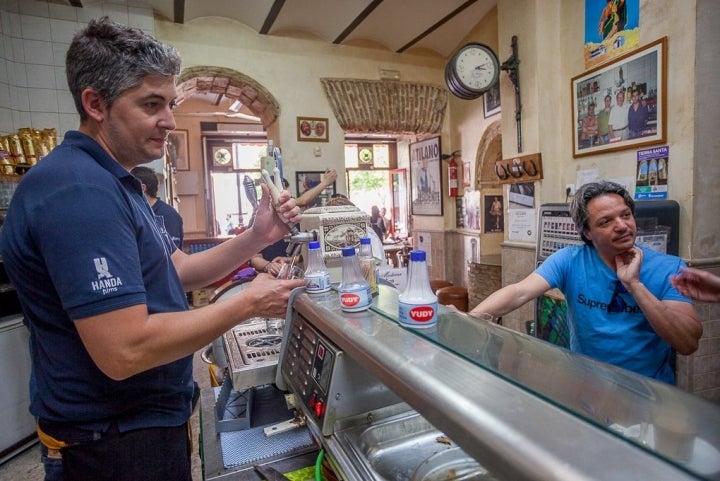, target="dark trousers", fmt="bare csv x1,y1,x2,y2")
46,422,191,481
